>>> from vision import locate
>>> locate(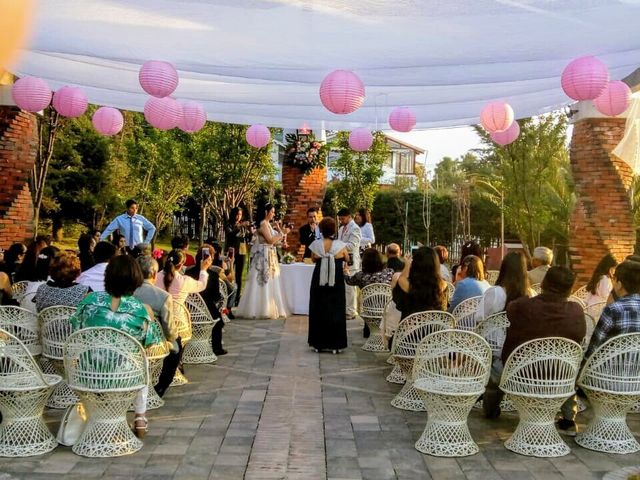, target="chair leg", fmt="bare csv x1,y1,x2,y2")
505,395,571,457
391,358,425,411
182,323,217,364
576,390,640,454
72,390,142,458
43,359,78,409
0,386,58,457
386,364,406,384
129,358,165,411
361,317,388,352
415,391,480,457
